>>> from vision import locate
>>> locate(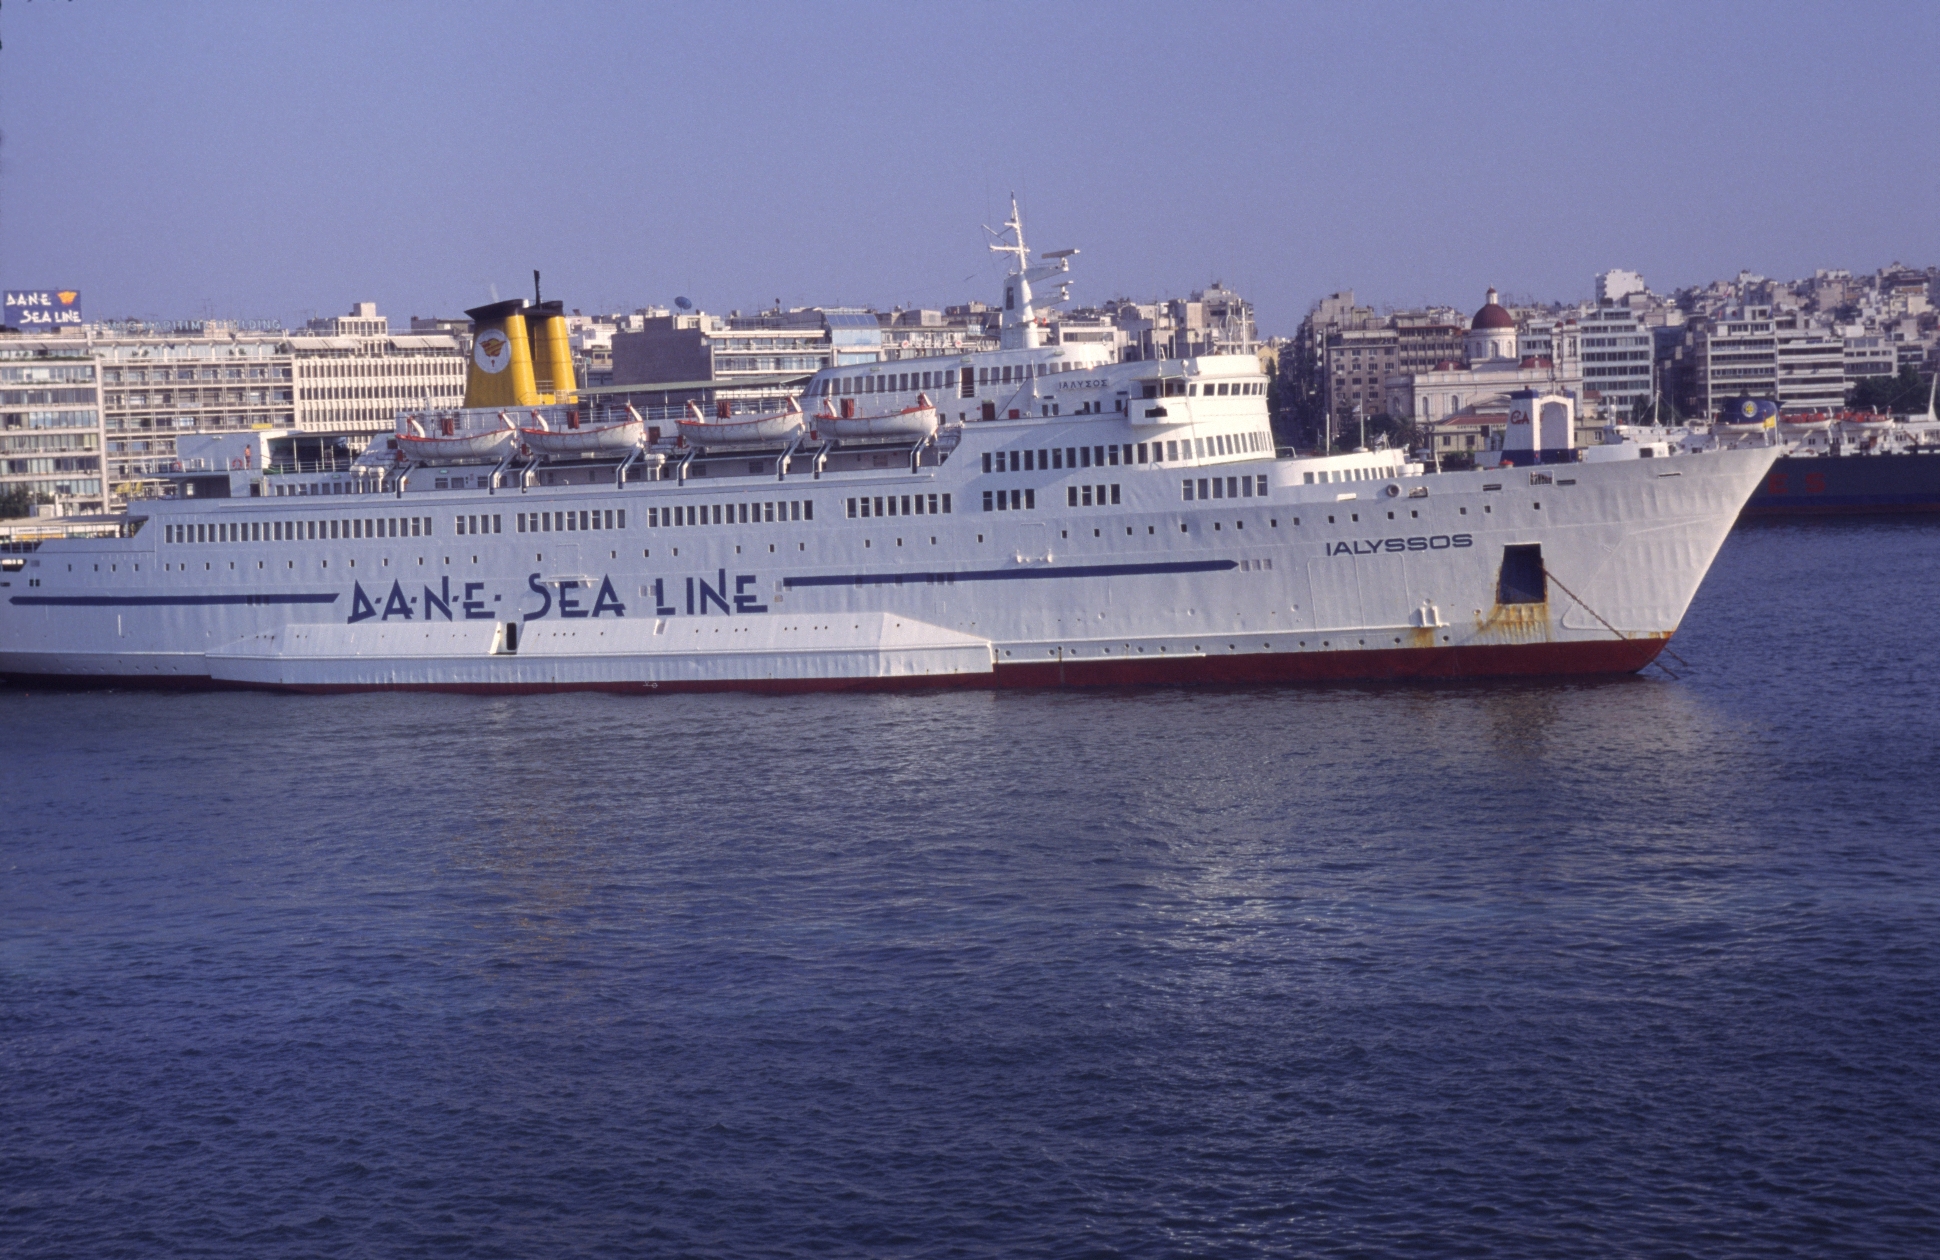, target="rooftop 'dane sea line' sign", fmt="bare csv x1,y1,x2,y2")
5,291,83,328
